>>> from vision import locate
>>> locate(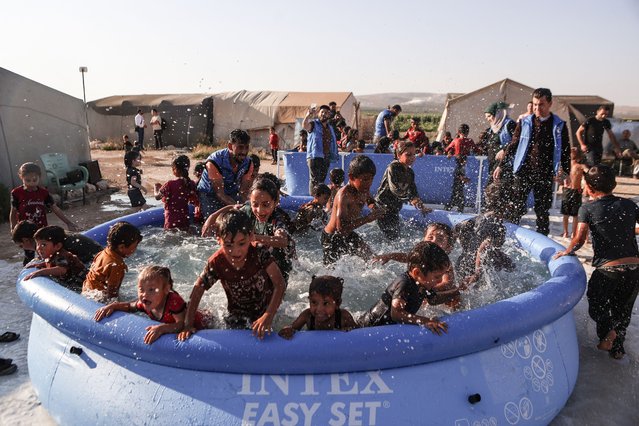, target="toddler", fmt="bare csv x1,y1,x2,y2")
561,147,588,238
124,150,147,209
